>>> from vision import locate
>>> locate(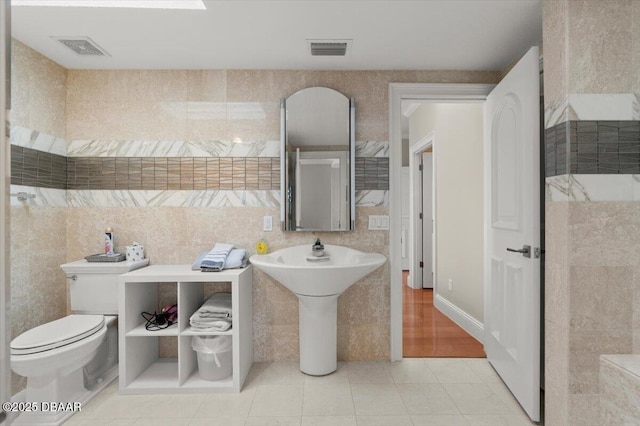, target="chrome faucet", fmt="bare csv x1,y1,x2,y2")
312,238,325,257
